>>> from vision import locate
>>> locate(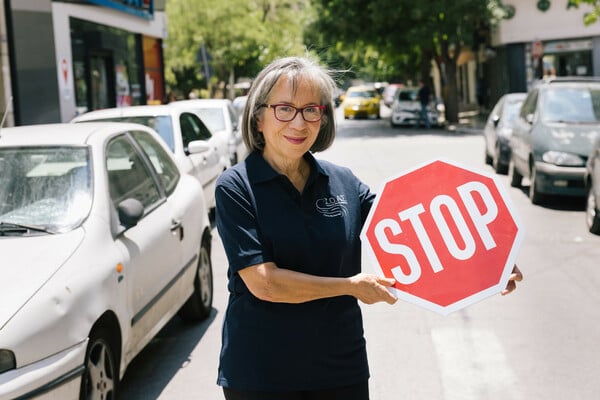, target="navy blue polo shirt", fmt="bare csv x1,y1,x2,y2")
215,151,376,391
